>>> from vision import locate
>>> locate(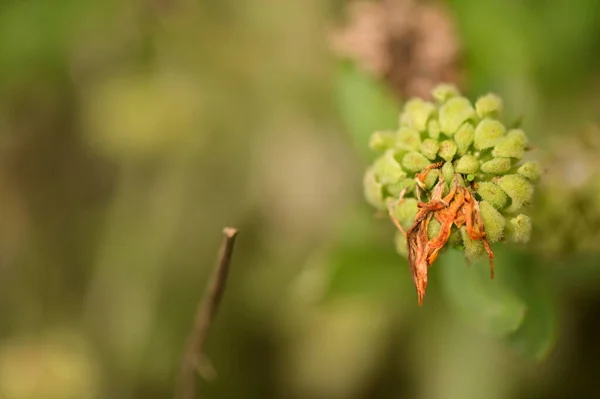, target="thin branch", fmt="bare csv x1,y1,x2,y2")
176,227,239,399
